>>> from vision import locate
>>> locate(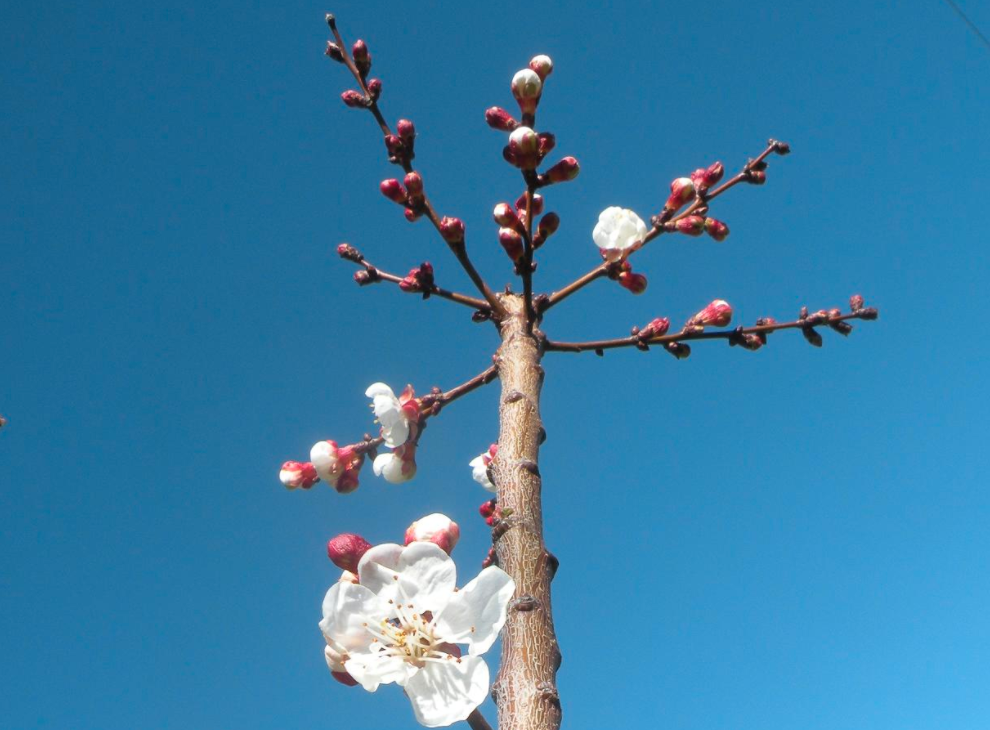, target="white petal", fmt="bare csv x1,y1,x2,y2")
434,566,515,655
469,455,495,491
345,649,417,692
380,413,409,448
373,452,413,483
404,656,489,727
357,543,404,599
319,582,385,653
365,382,397,400
395,541,458,615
